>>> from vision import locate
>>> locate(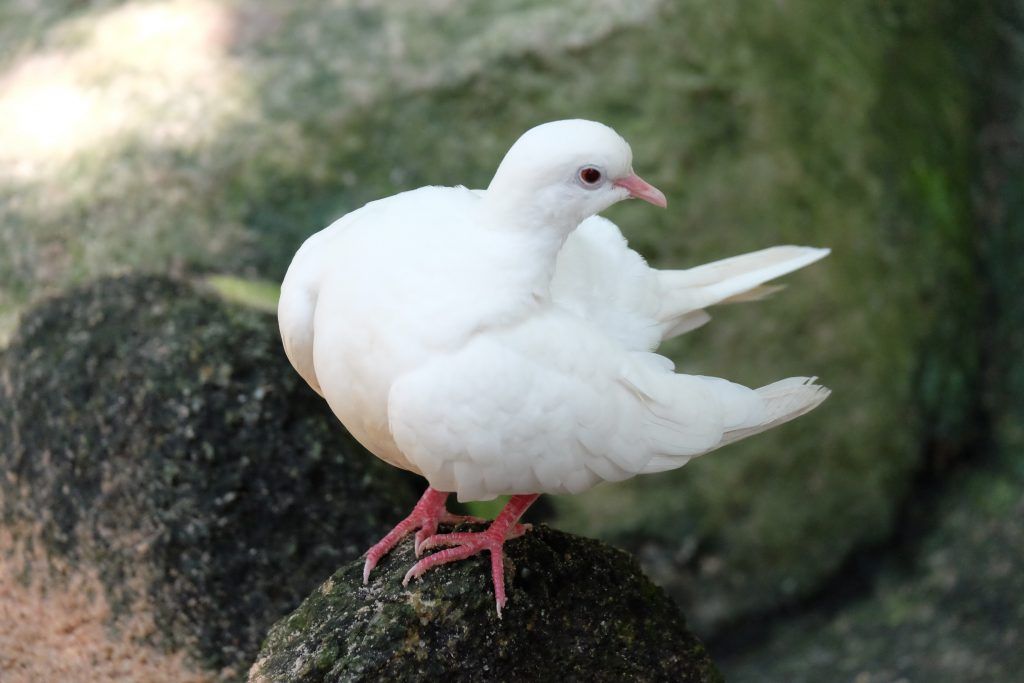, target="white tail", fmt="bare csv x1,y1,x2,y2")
629,369,830,476
718,376,831,447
